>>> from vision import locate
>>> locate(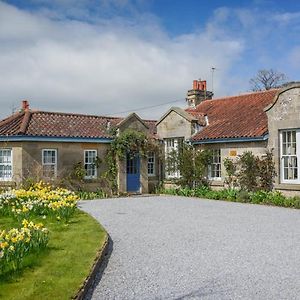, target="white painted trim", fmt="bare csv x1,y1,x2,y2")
147,151,156,176
0,148,13,181
42,149,57,178
208,149,222,181
280,130,300,184
84,149,98,179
